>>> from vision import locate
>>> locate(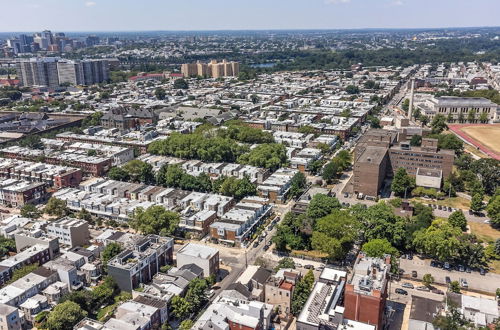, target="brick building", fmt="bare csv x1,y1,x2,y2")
343,254,390,330
353,129,455,197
